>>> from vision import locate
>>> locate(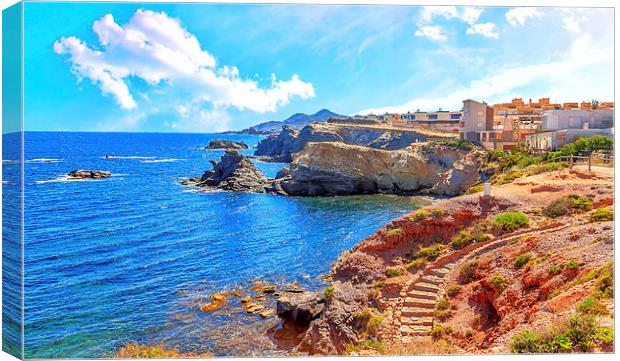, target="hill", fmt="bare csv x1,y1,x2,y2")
243,109,347,134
